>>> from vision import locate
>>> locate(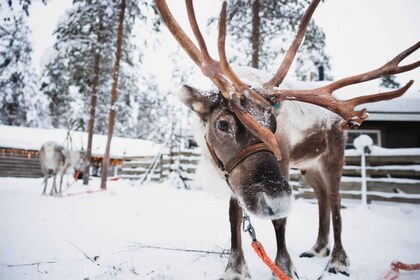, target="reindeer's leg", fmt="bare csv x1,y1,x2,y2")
59,171,65,194
300,169,331,258
272,218,298,279
50,173,58,195
220,196,250,280
42,173,49,195
323,128,350,276
325,189,349,276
